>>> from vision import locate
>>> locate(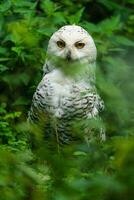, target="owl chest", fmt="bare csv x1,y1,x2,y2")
45,70,73,107
41,69,90,118
49,81,90,119
51,81,73,108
